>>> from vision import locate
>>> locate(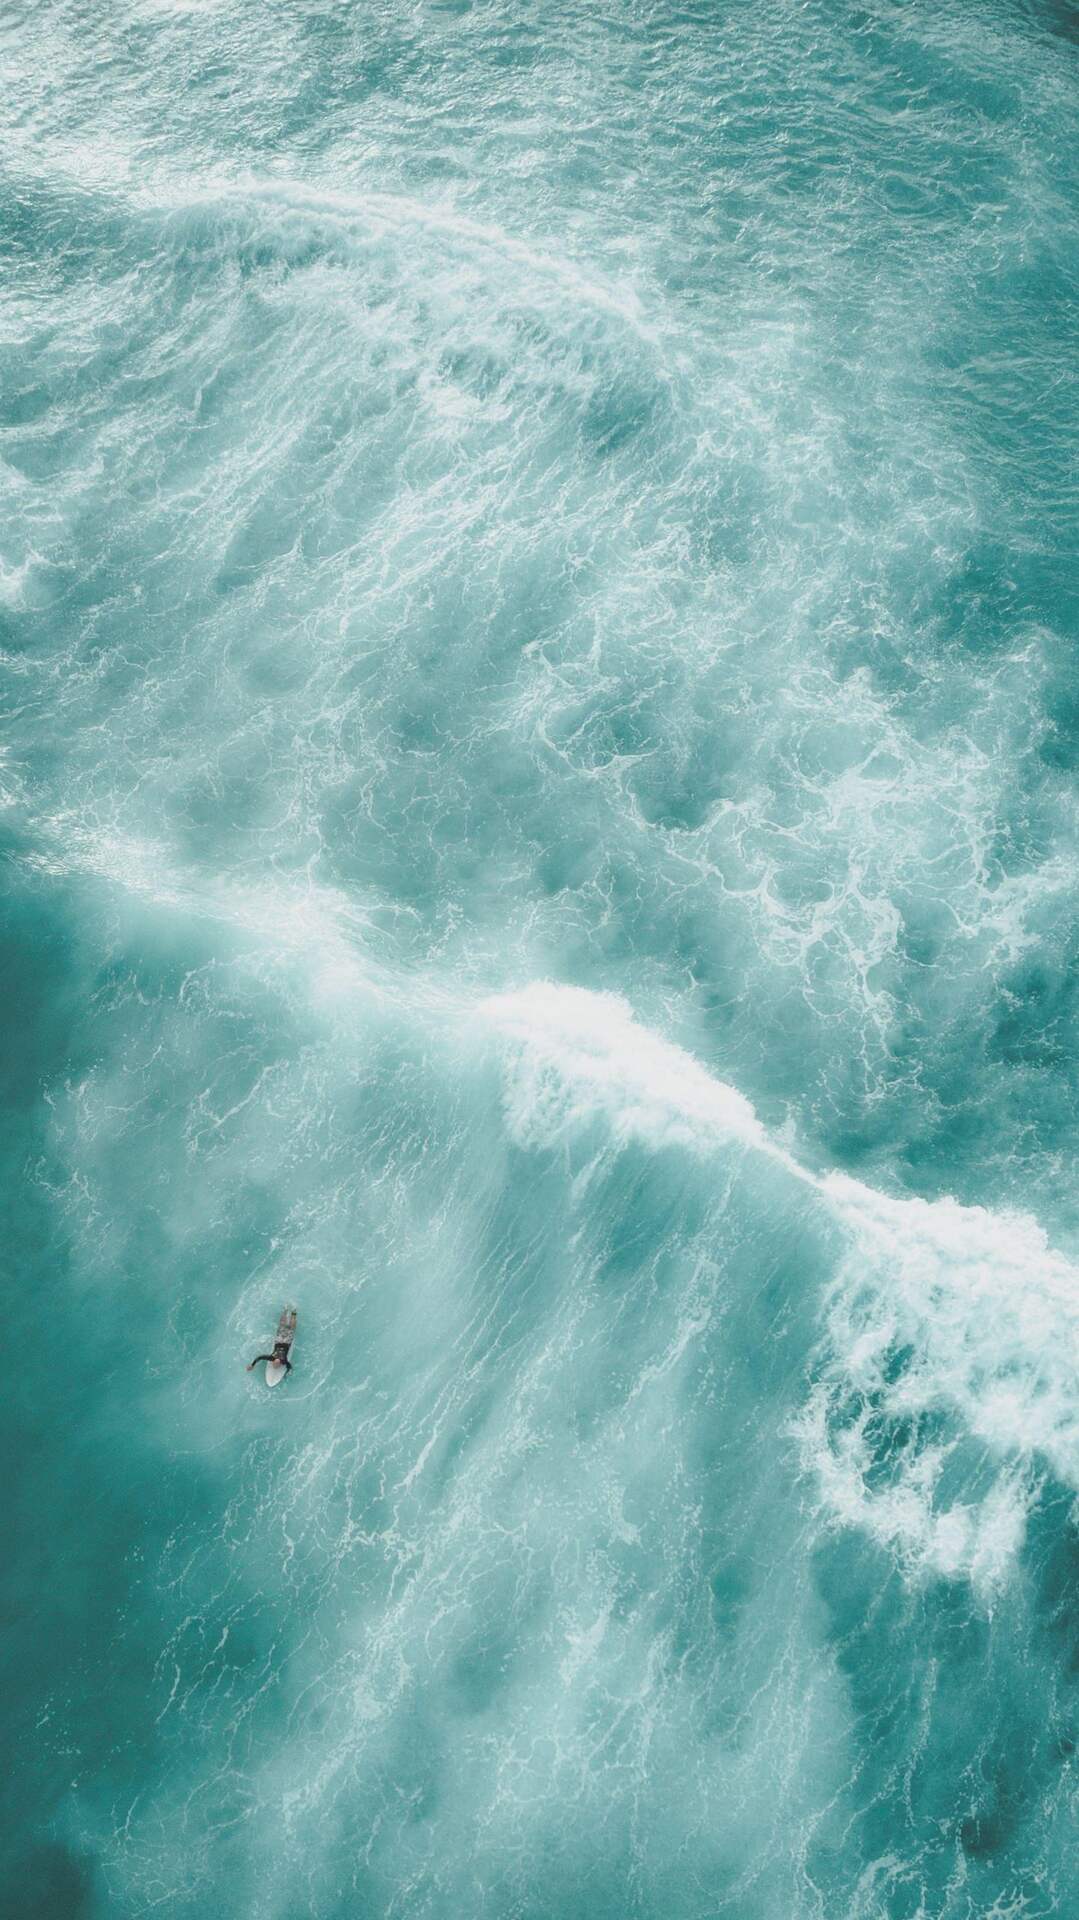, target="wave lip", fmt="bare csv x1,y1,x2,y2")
482,981,775,1161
